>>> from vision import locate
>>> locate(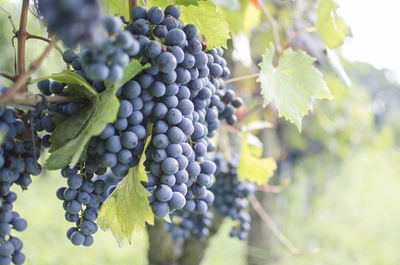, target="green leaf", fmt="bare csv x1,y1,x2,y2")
146,0,199,8
98,125,154,244
237,133,276,185
315,0,349,49
148,0,230,48
45,60,146,170
179,2,230,48
257,44,334,131
106,0,130,18
48,104,94,153
45,87,119,170
175,0,198,5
